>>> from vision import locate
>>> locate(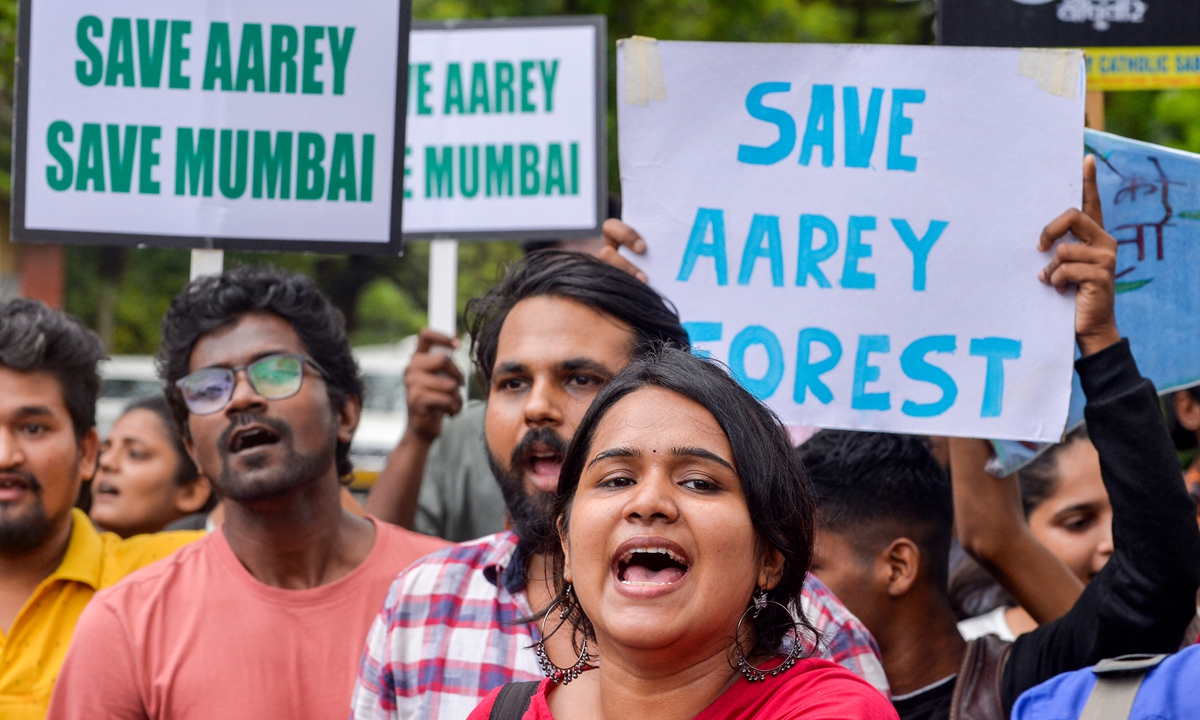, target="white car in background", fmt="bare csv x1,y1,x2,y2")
95,337,473,494
348,337,473,492
97,355,161,438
